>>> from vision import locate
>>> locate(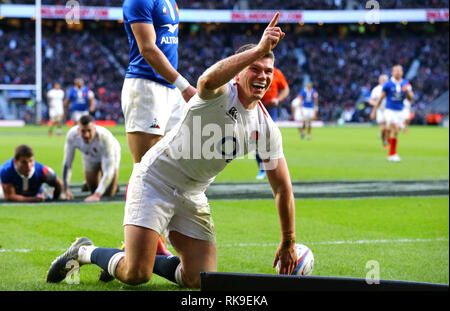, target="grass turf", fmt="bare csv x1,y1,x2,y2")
0,125,448,291
0,196,448,290
0,125,448,183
